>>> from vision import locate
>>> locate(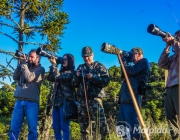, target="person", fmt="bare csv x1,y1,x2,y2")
9,49,45,140
158,30,180,140
72,46,110,140
118,47,150,140
47,54,76,140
